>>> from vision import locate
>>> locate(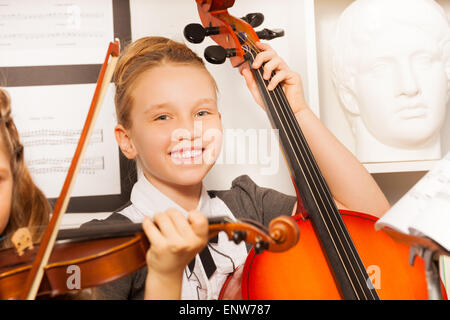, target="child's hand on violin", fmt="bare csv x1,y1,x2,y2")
143,208,208,276
239,42,308,115
142,208,208,299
